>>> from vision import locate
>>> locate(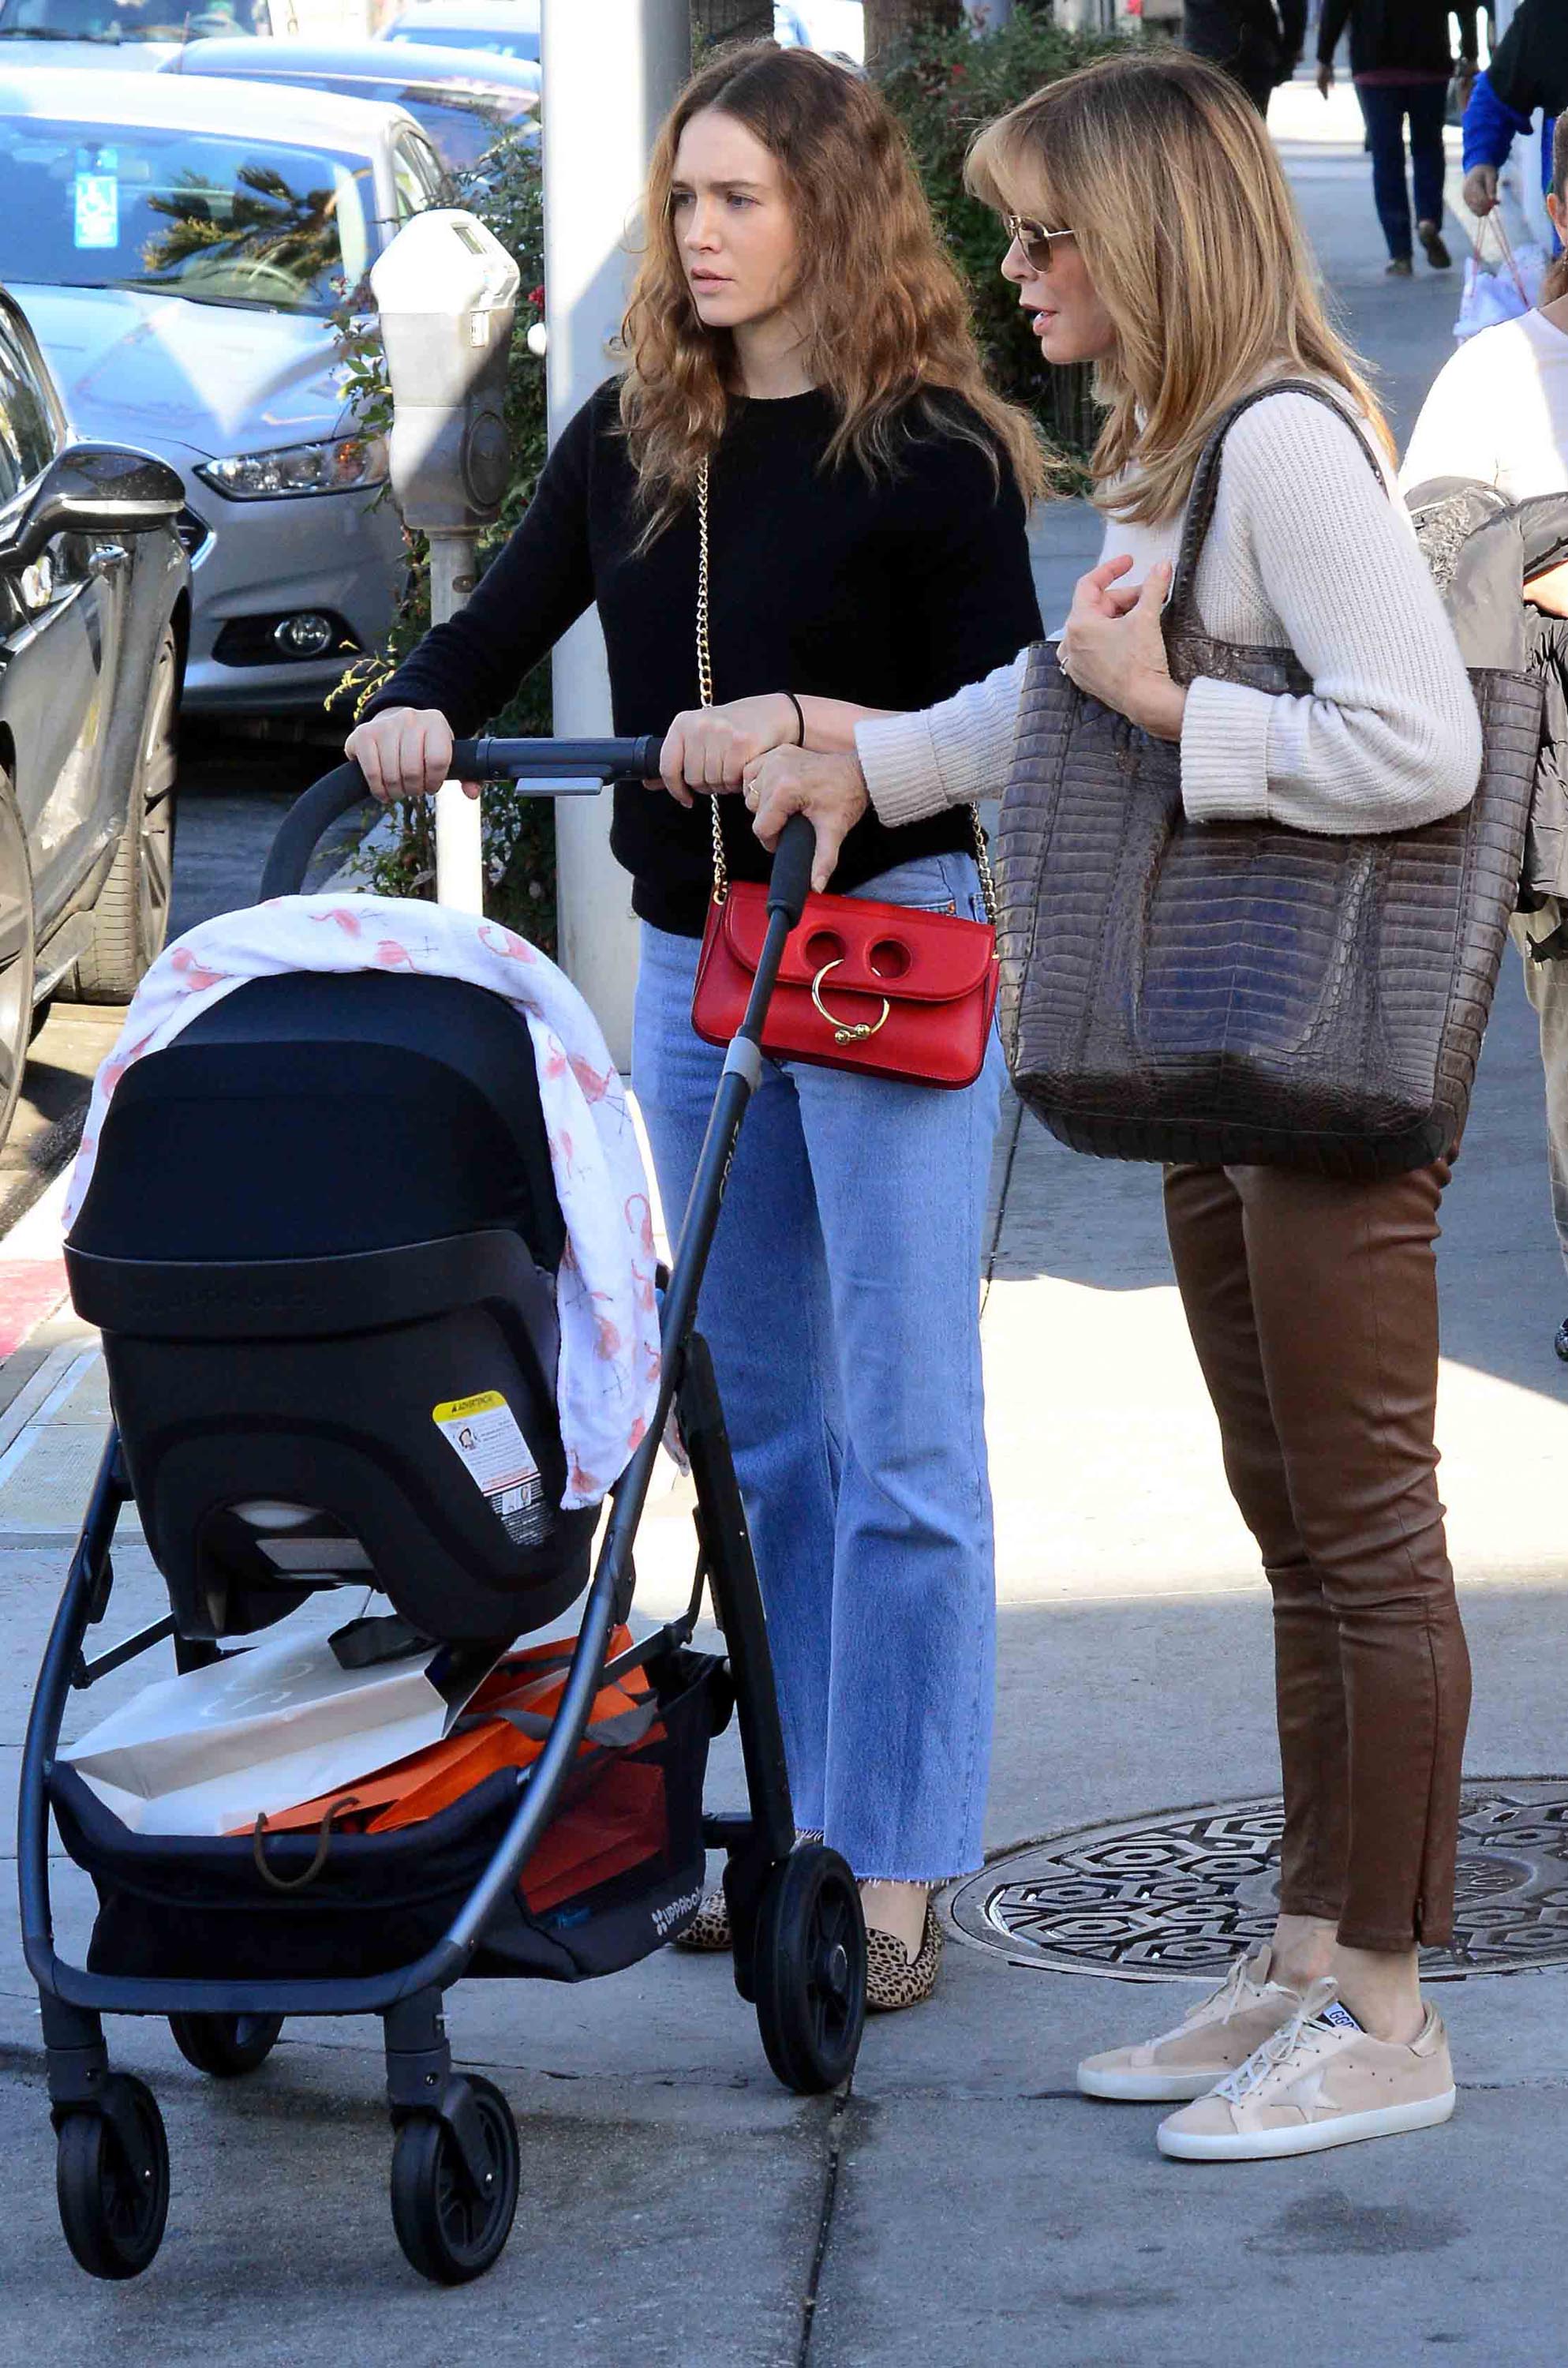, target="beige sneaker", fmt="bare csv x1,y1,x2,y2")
1076,1946,1302,2103
1156,1980,1456,2161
